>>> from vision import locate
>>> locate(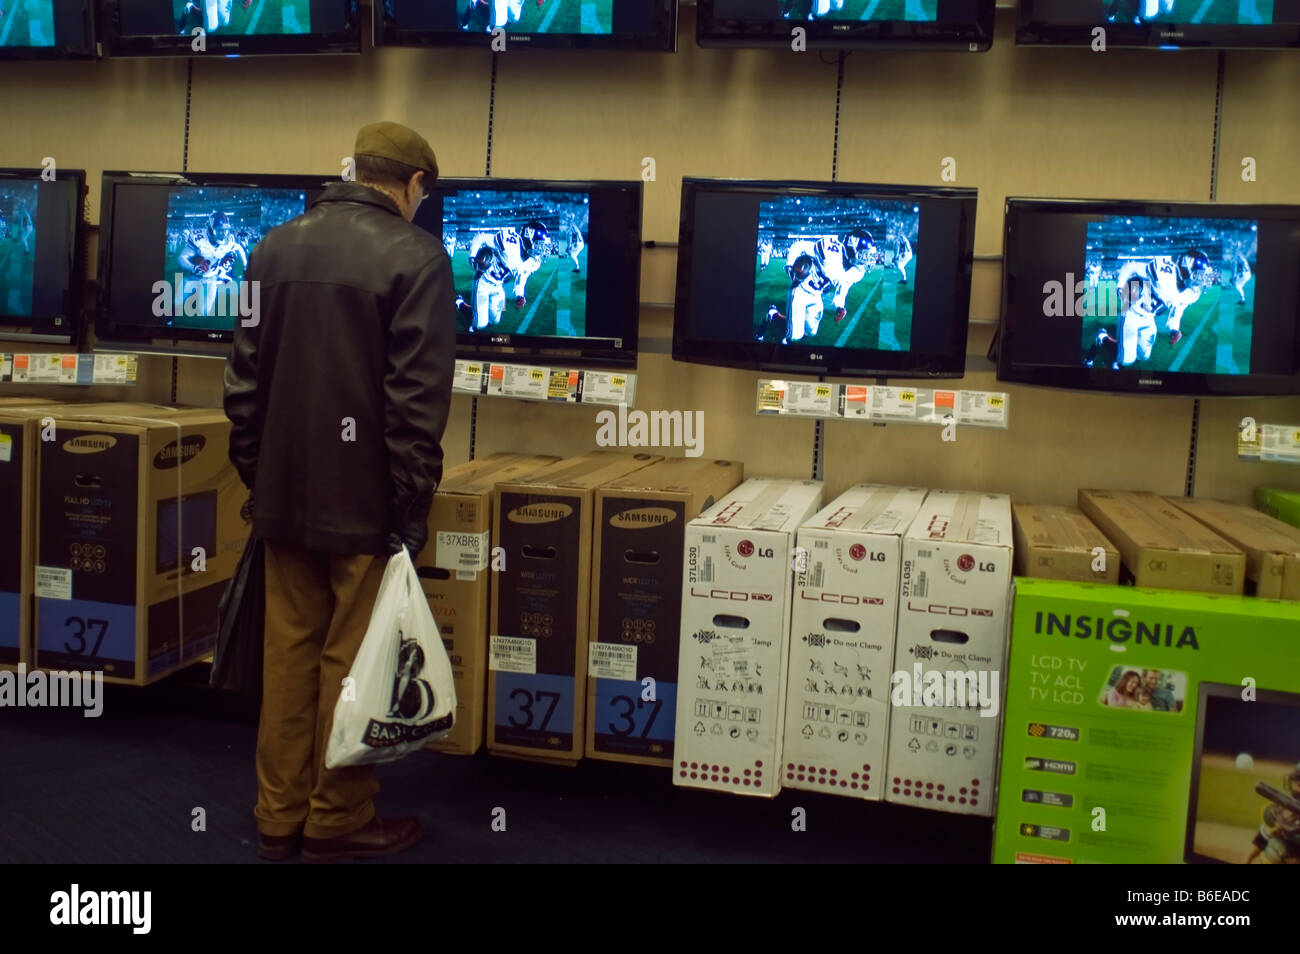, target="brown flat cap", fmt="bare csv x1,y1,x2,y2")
354,121,439,181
